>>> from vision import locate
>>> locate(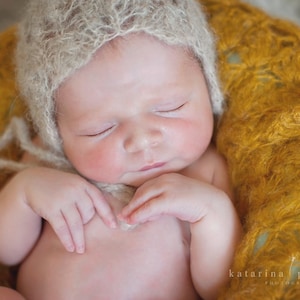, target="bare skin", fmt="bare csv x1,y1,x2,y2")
0,287,25,300
17,192,198,300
